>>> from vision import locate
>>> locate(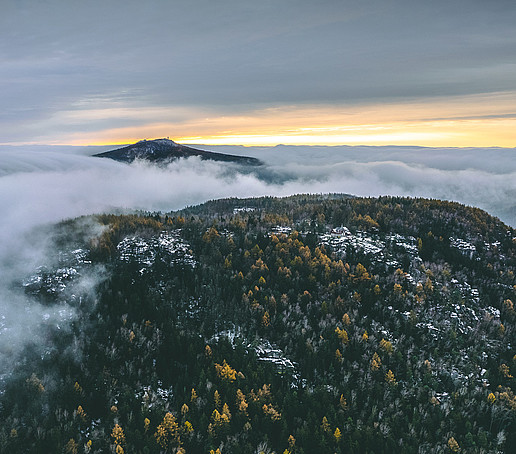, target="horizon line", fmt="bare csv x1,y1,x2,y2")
1,137,515,149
